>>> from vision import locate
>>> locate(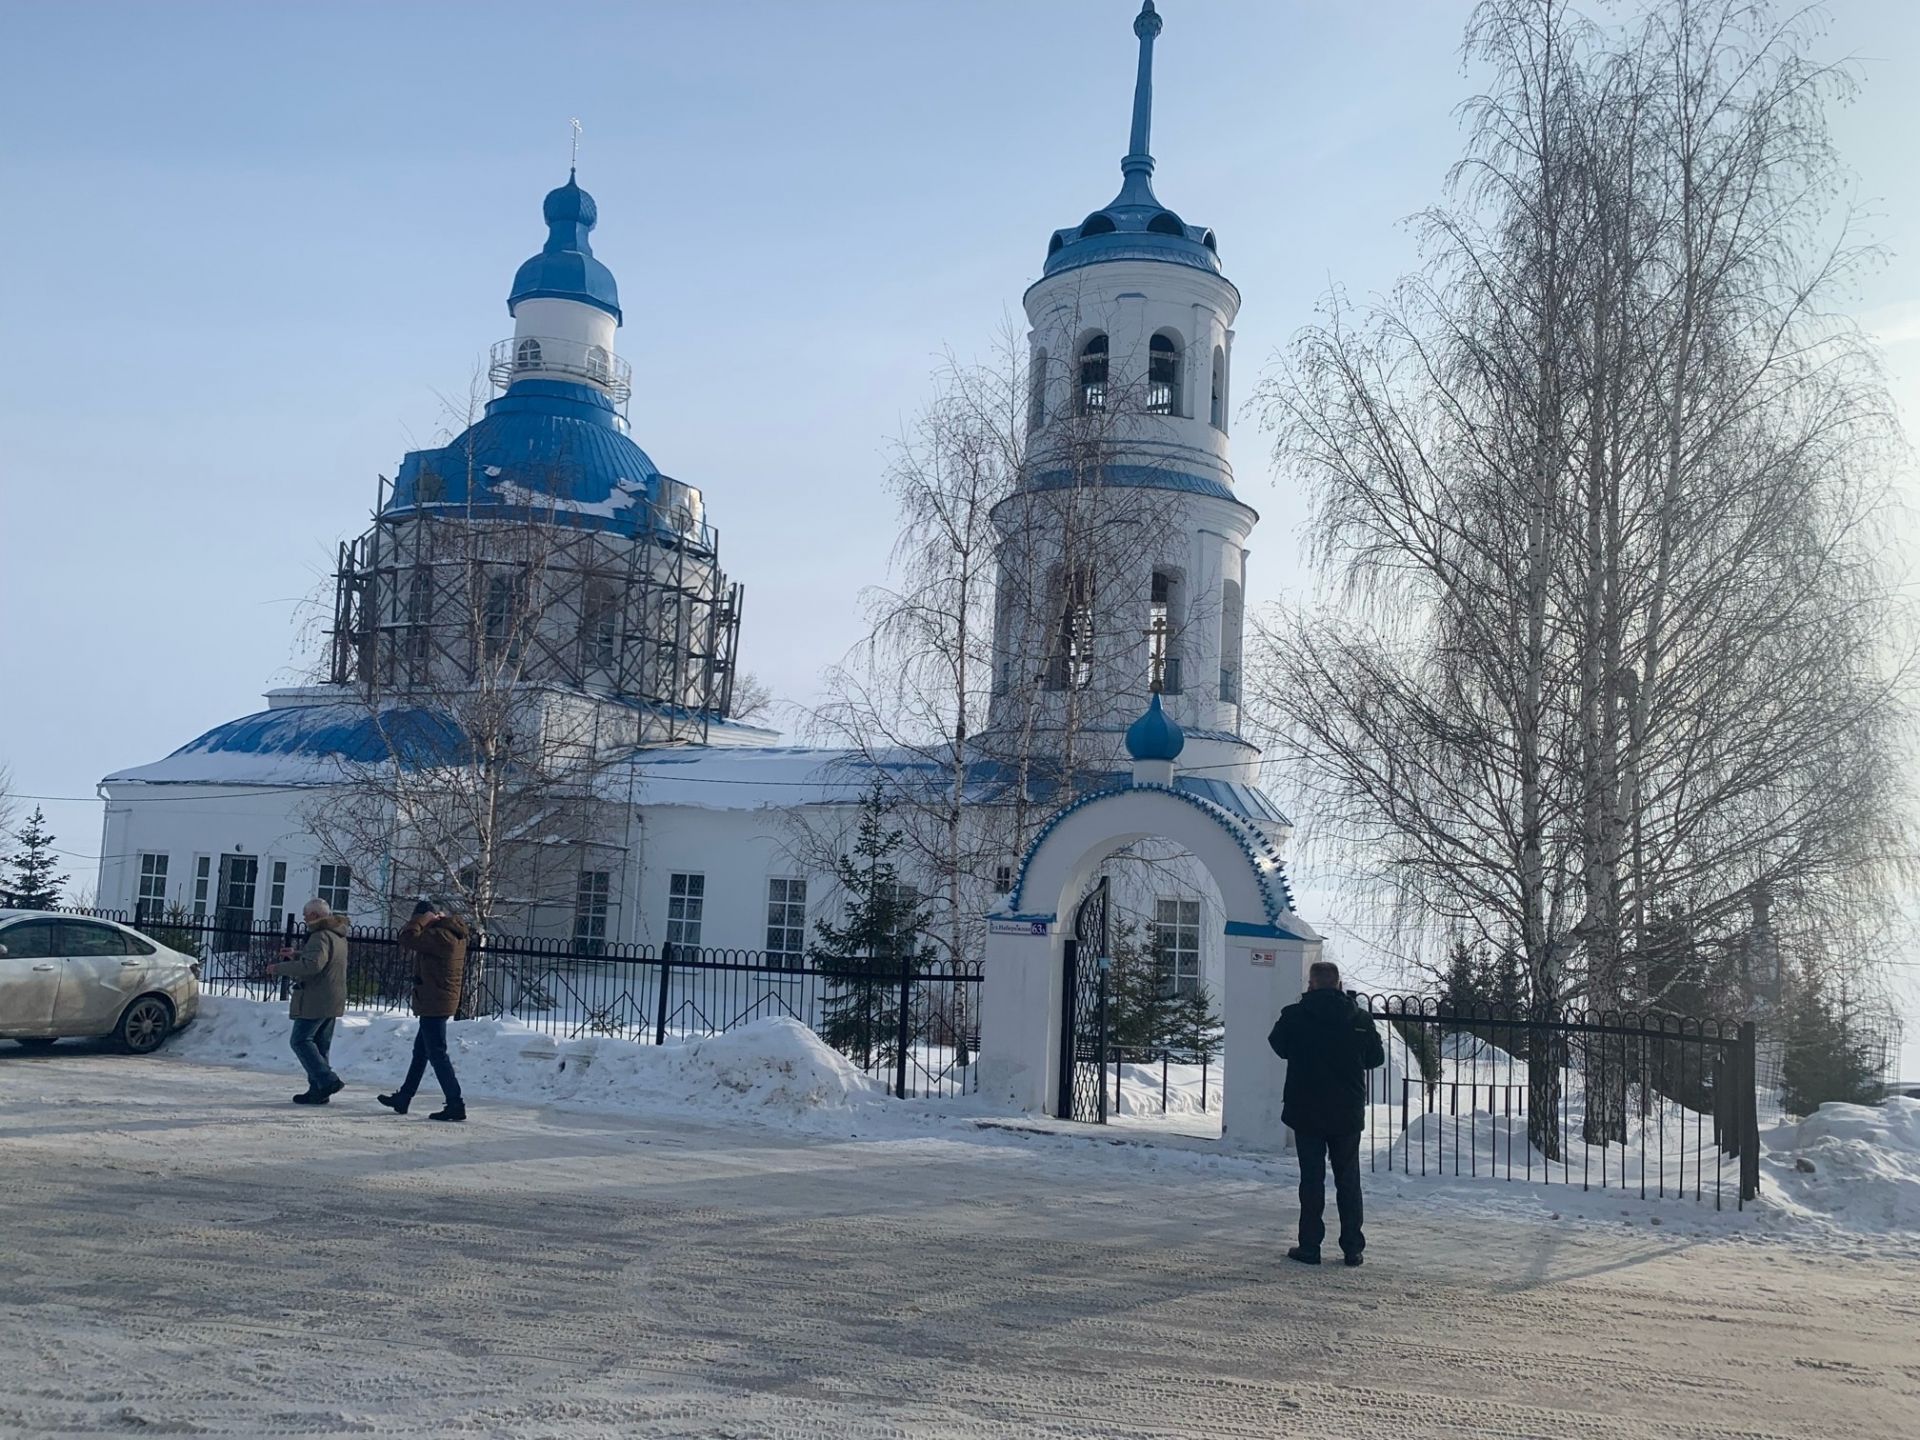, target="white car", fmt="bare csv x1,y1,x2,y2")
0,911,201,1054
